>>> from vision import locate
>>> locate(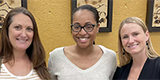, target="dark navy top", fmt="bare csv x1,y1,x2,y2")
113,57,160,80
